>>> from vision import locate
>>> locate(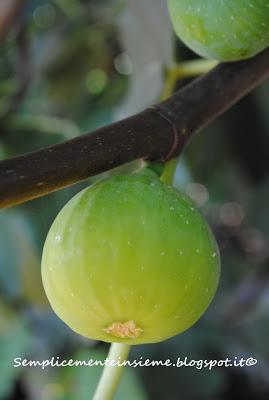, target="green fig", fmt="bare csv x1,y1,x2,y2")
167,0,269,61
42,171,220,344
